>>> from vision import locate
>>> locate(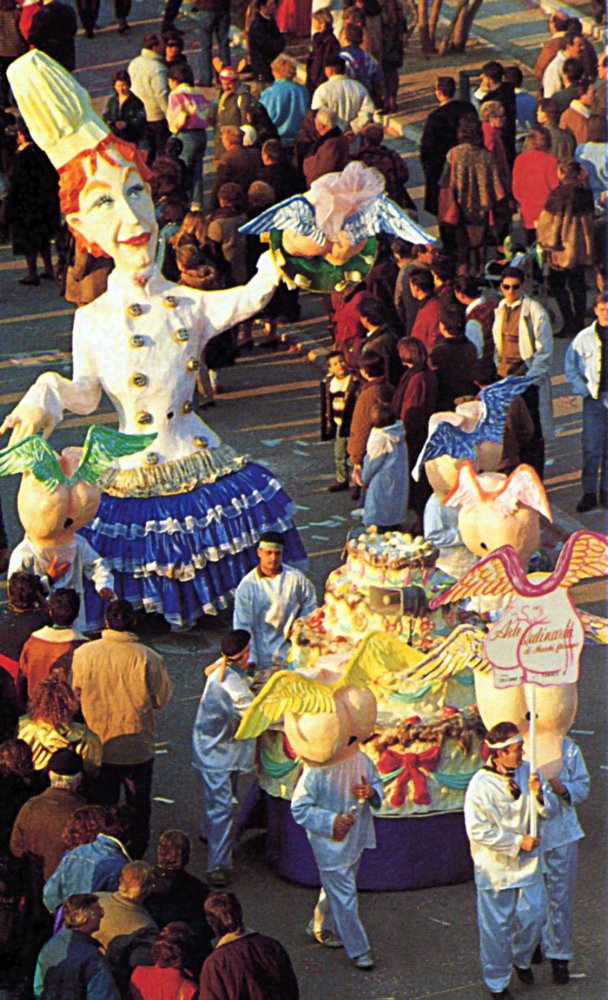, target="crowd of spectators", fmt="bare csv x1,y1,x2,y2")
0,3,605,994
